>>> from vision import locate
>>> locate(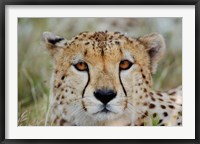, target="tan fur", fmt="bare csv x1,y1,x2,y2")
42,31,182,126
